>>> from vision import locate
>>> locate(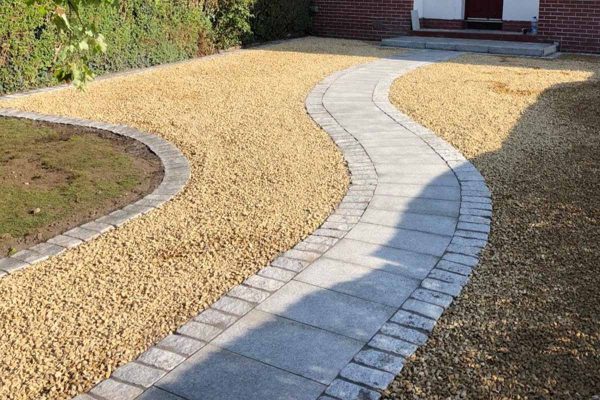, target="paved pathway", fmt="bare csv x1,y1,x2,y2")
80,50,491,400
